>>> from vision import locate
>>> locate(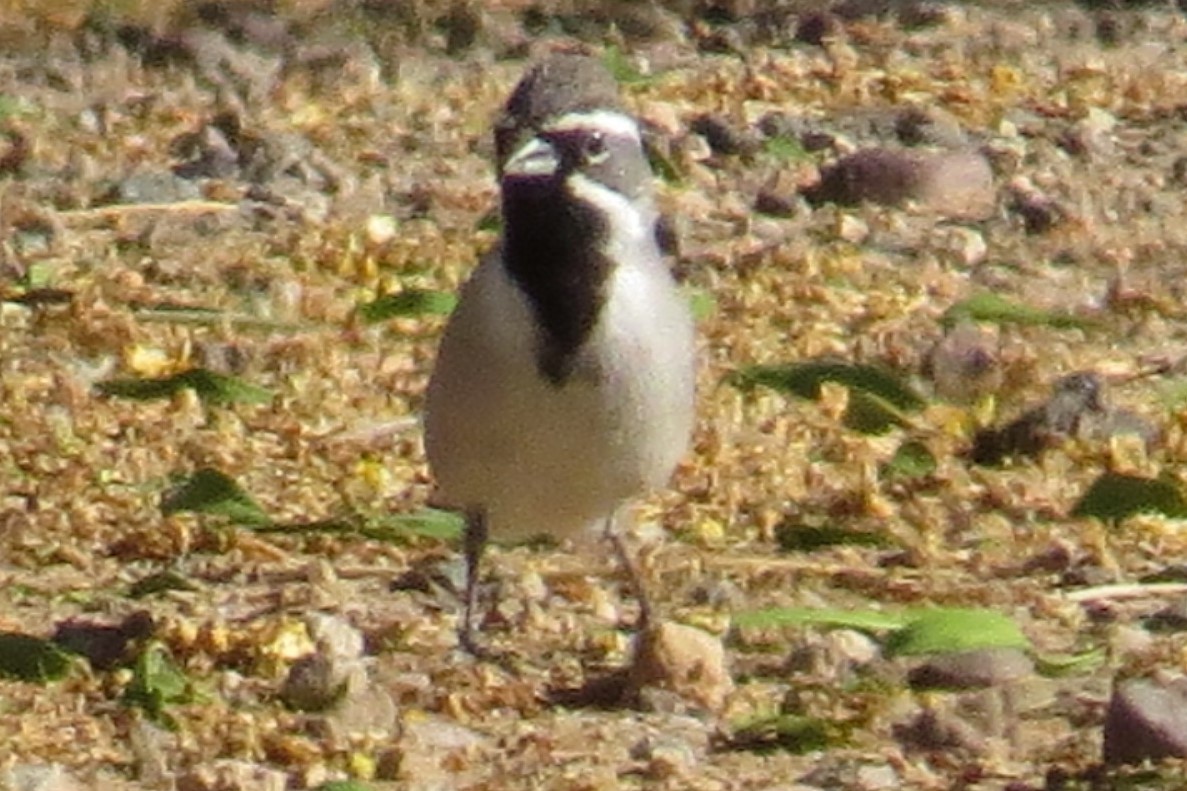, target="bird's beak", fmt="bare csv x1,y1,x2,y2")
503,136,558,179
